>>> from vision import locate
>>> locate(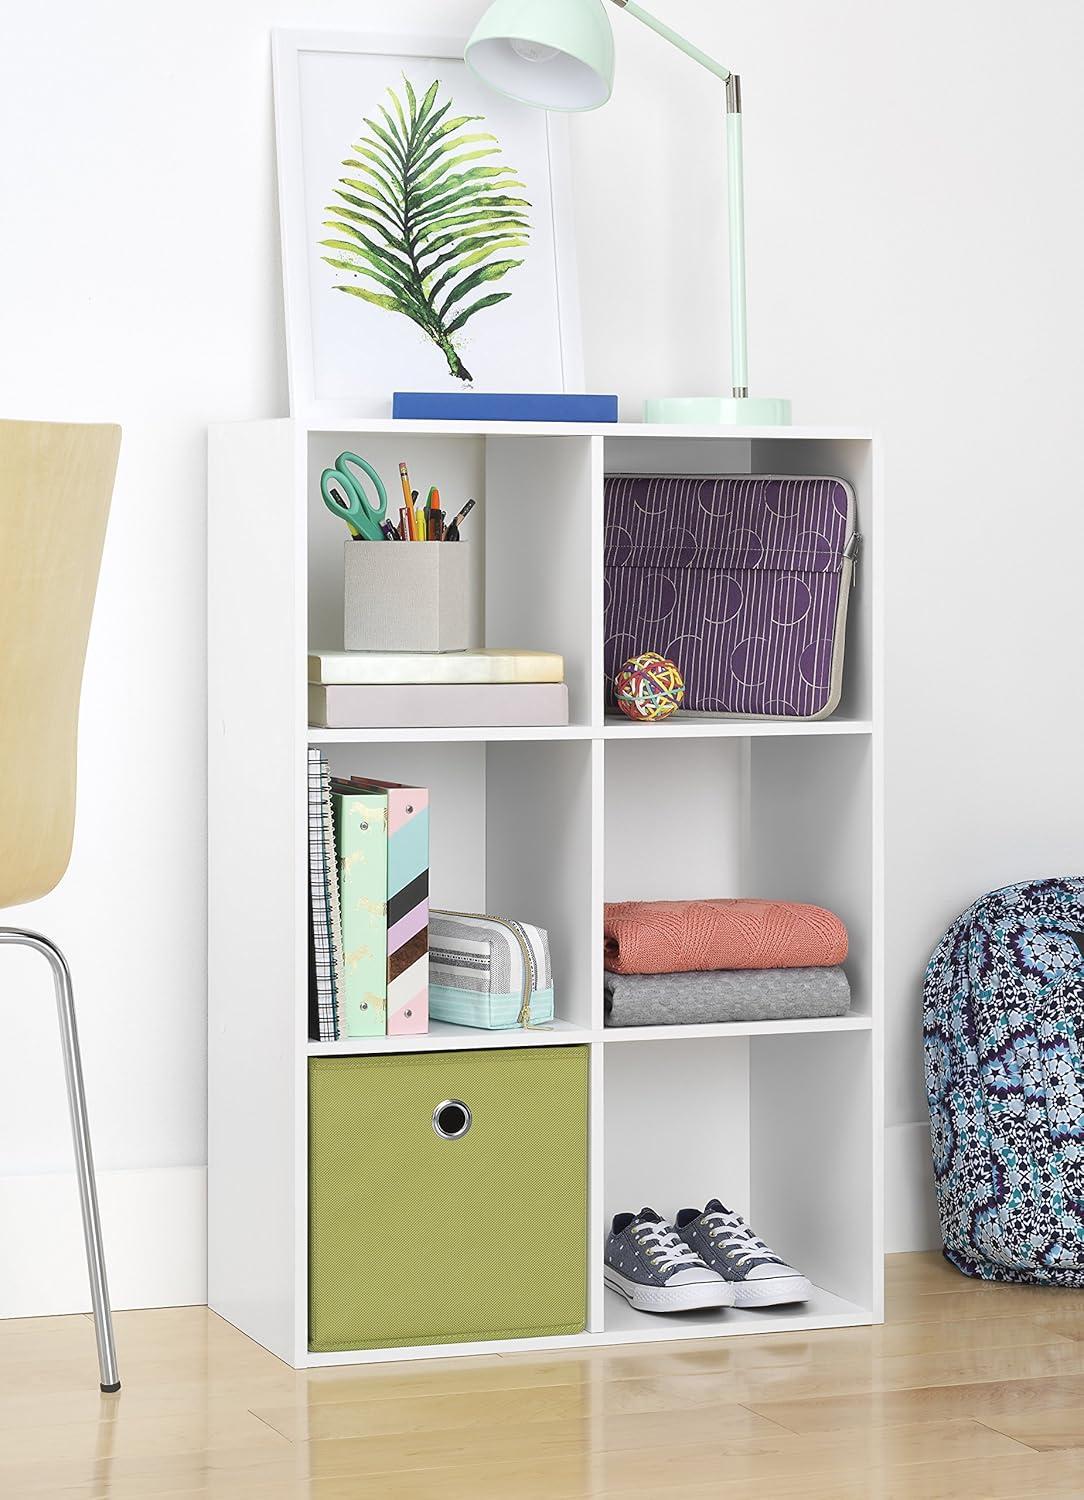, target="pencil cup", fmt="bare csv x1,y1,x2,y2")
343,540,483,653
